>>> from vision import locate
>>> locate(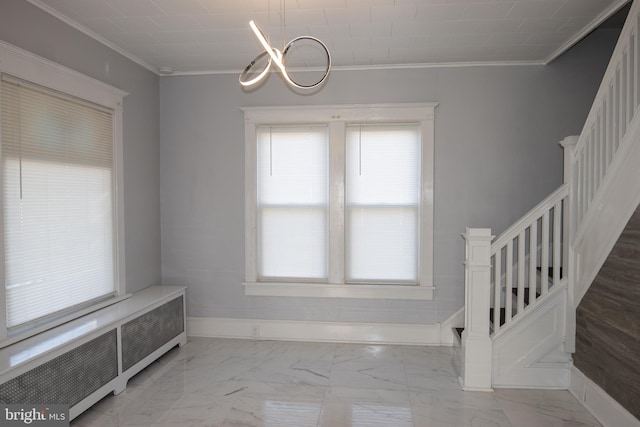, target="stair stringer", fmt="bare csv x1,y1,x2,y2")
491,282,572,389
572,116,640,306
